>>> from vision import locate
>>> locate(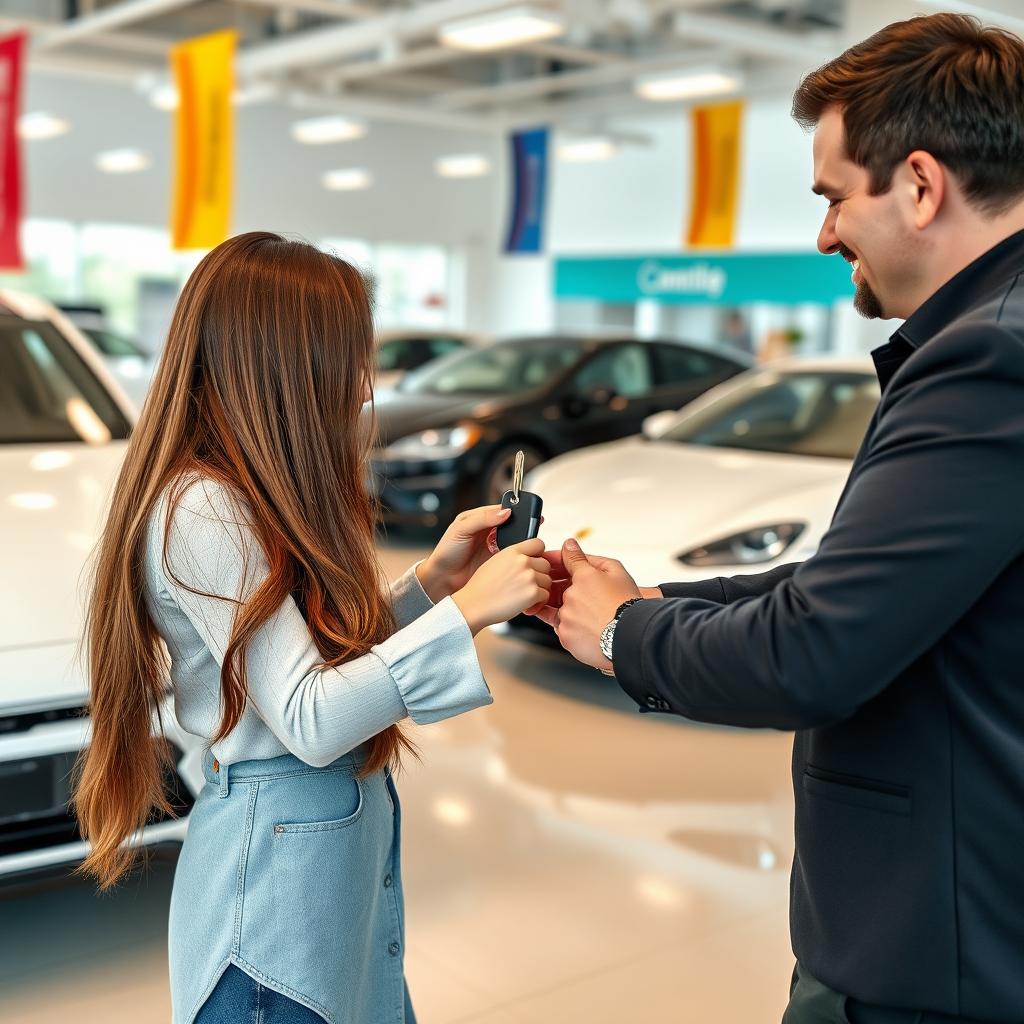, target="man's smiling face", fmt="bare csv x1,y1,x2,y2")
812,107,915,320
